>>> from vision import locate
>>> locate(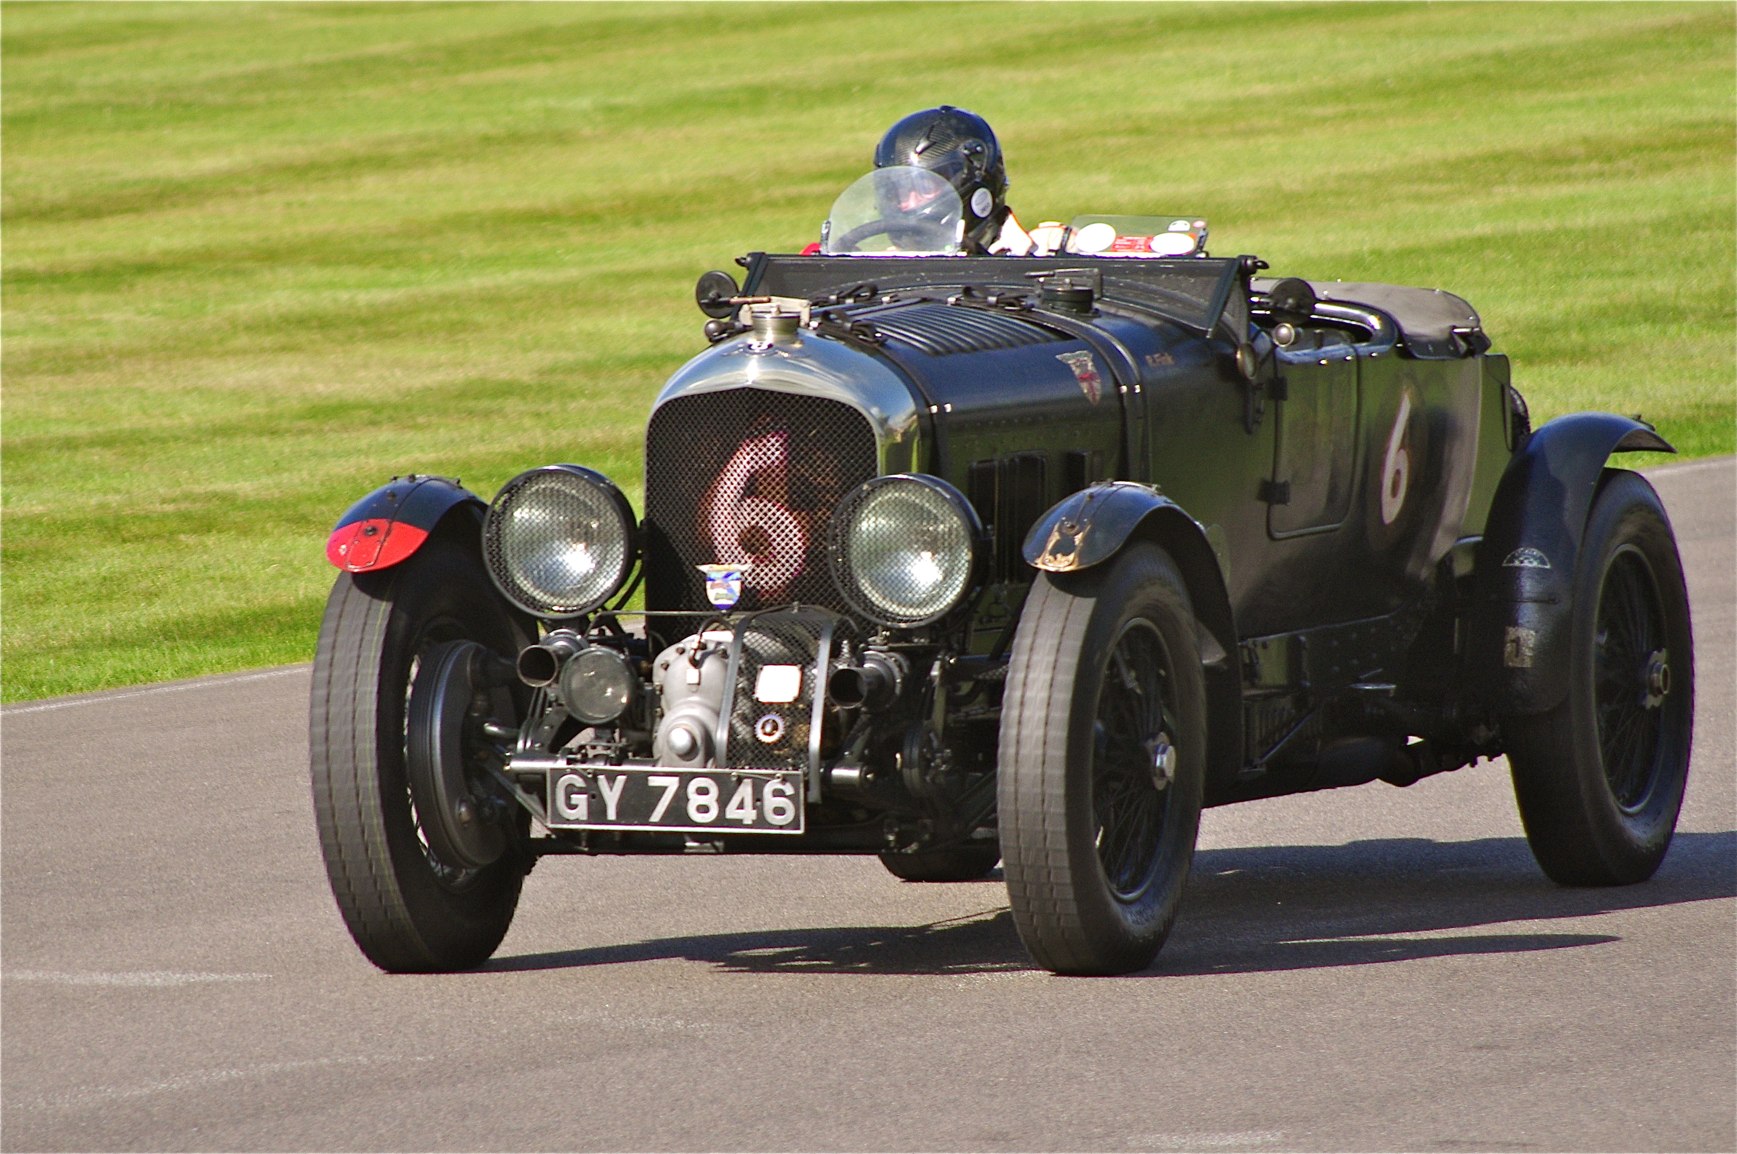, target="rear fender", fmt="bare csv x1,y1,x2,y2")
1470,413,1673,715
1023,481,1243,792
326,475,487,573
